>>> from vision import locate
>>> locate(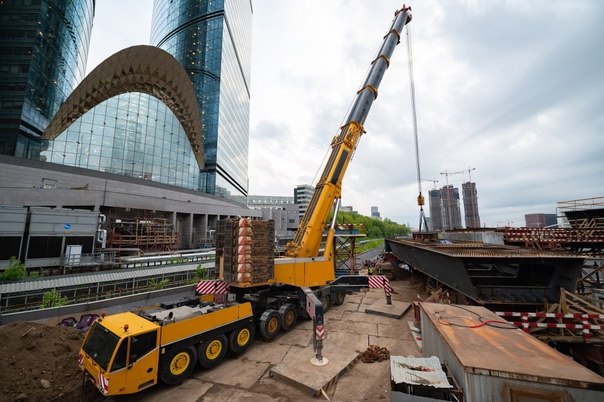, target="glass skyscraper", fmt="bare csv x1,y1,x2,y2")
43,92,201,189
151,0,253,202
0,0,95,159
